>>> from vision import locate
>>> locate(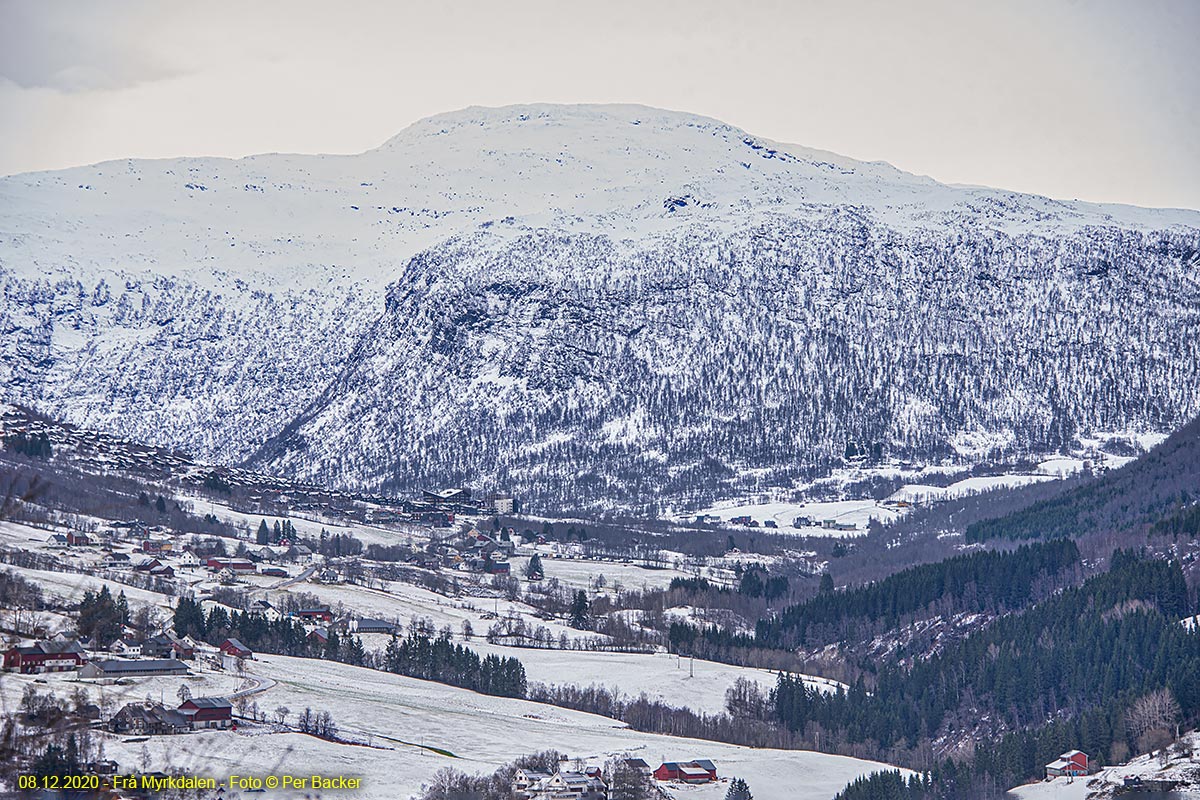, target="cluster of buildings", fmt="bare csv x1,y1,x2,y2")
4,631,255,679
366,487,516,528
109,696,233,735
512,757,717,799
